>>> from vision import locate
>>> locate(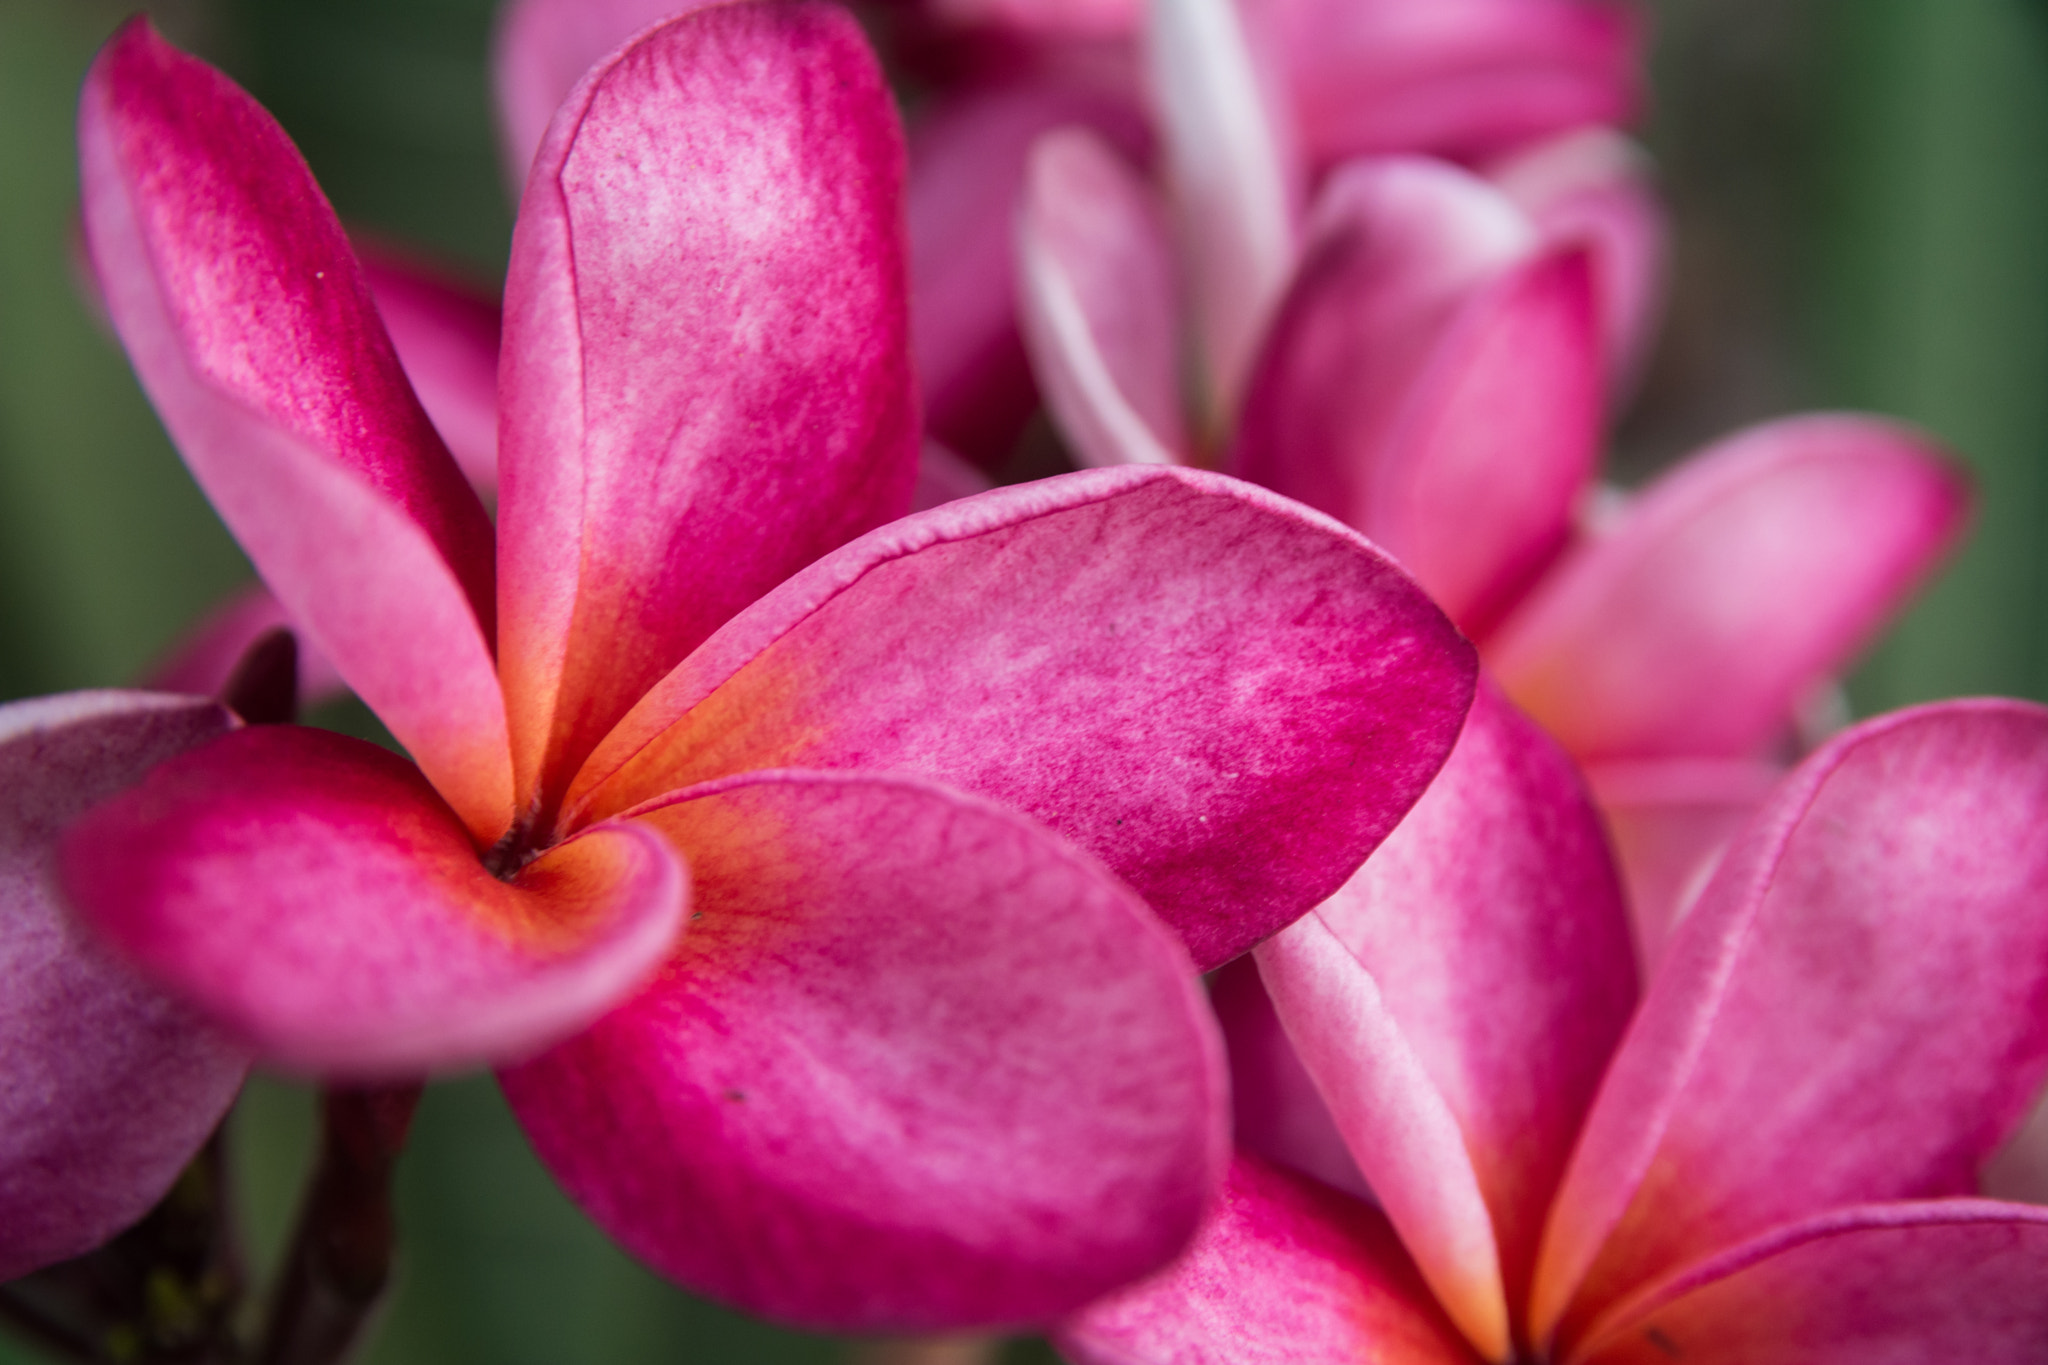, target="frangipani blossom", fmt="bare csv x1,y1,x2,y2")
65,10,1475,1330
1016,0,1967,956
1066,696,2048,1364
